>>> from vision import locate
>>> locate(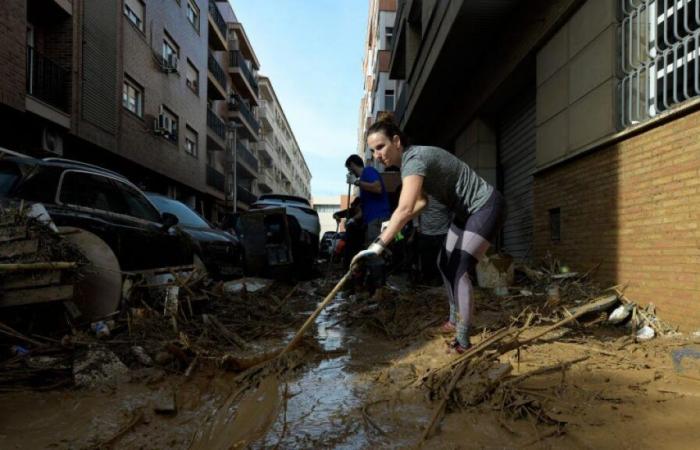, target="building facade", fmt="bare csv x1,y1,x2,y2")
358,0,398,164
0,0,309,224
312,196,342,237
256,76,311,199
387,0,700,329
